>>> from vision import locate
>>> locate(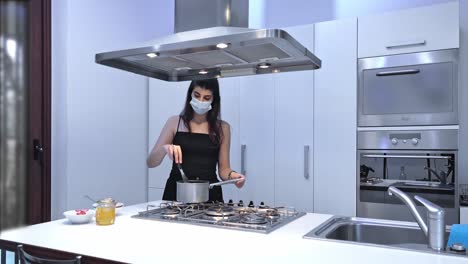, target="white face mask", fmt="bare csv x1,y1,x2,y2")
190,97,212,115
